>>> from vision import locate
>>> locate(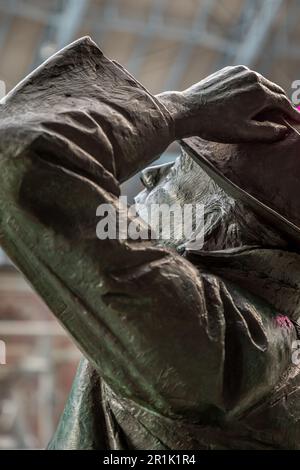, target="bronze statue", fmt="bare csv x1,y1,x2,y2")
1,36,300,449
